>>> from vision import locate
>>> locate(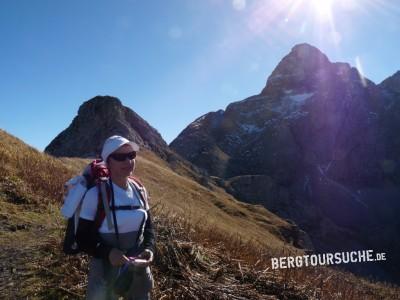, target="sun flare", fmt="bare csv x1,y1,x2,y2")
311,0,334,18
